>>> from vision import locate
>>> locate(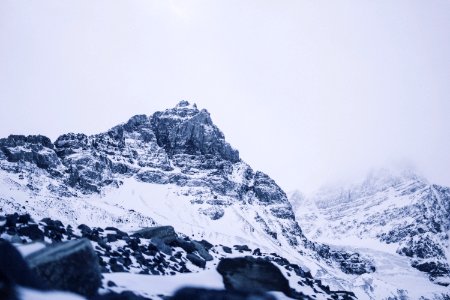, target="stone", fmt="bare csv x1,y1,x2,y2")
151,238,172,256
197,240,213,250
0,240,45,290
222,246,232,254
150,101,239,163
217,256,291,295
132,226,177,244
170,238,196,253
26,238,102,297
17,224,44,241
193,241,213,261
186,253,206,268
